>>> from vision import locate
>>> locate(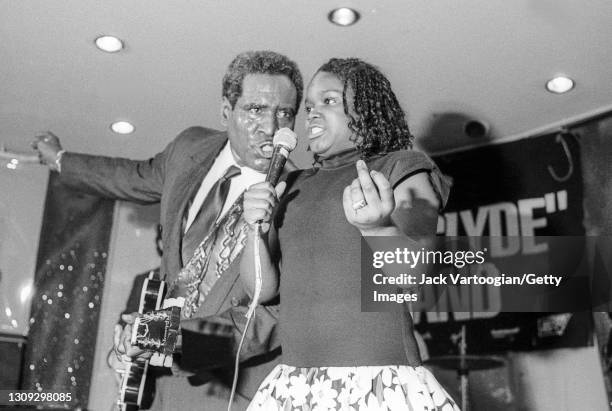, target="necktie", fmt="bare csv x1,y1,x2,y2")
181,165,240,265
